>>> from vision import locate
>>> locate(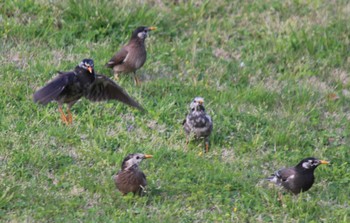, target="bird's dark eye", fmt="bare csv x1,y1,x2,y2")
136,156,140,159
